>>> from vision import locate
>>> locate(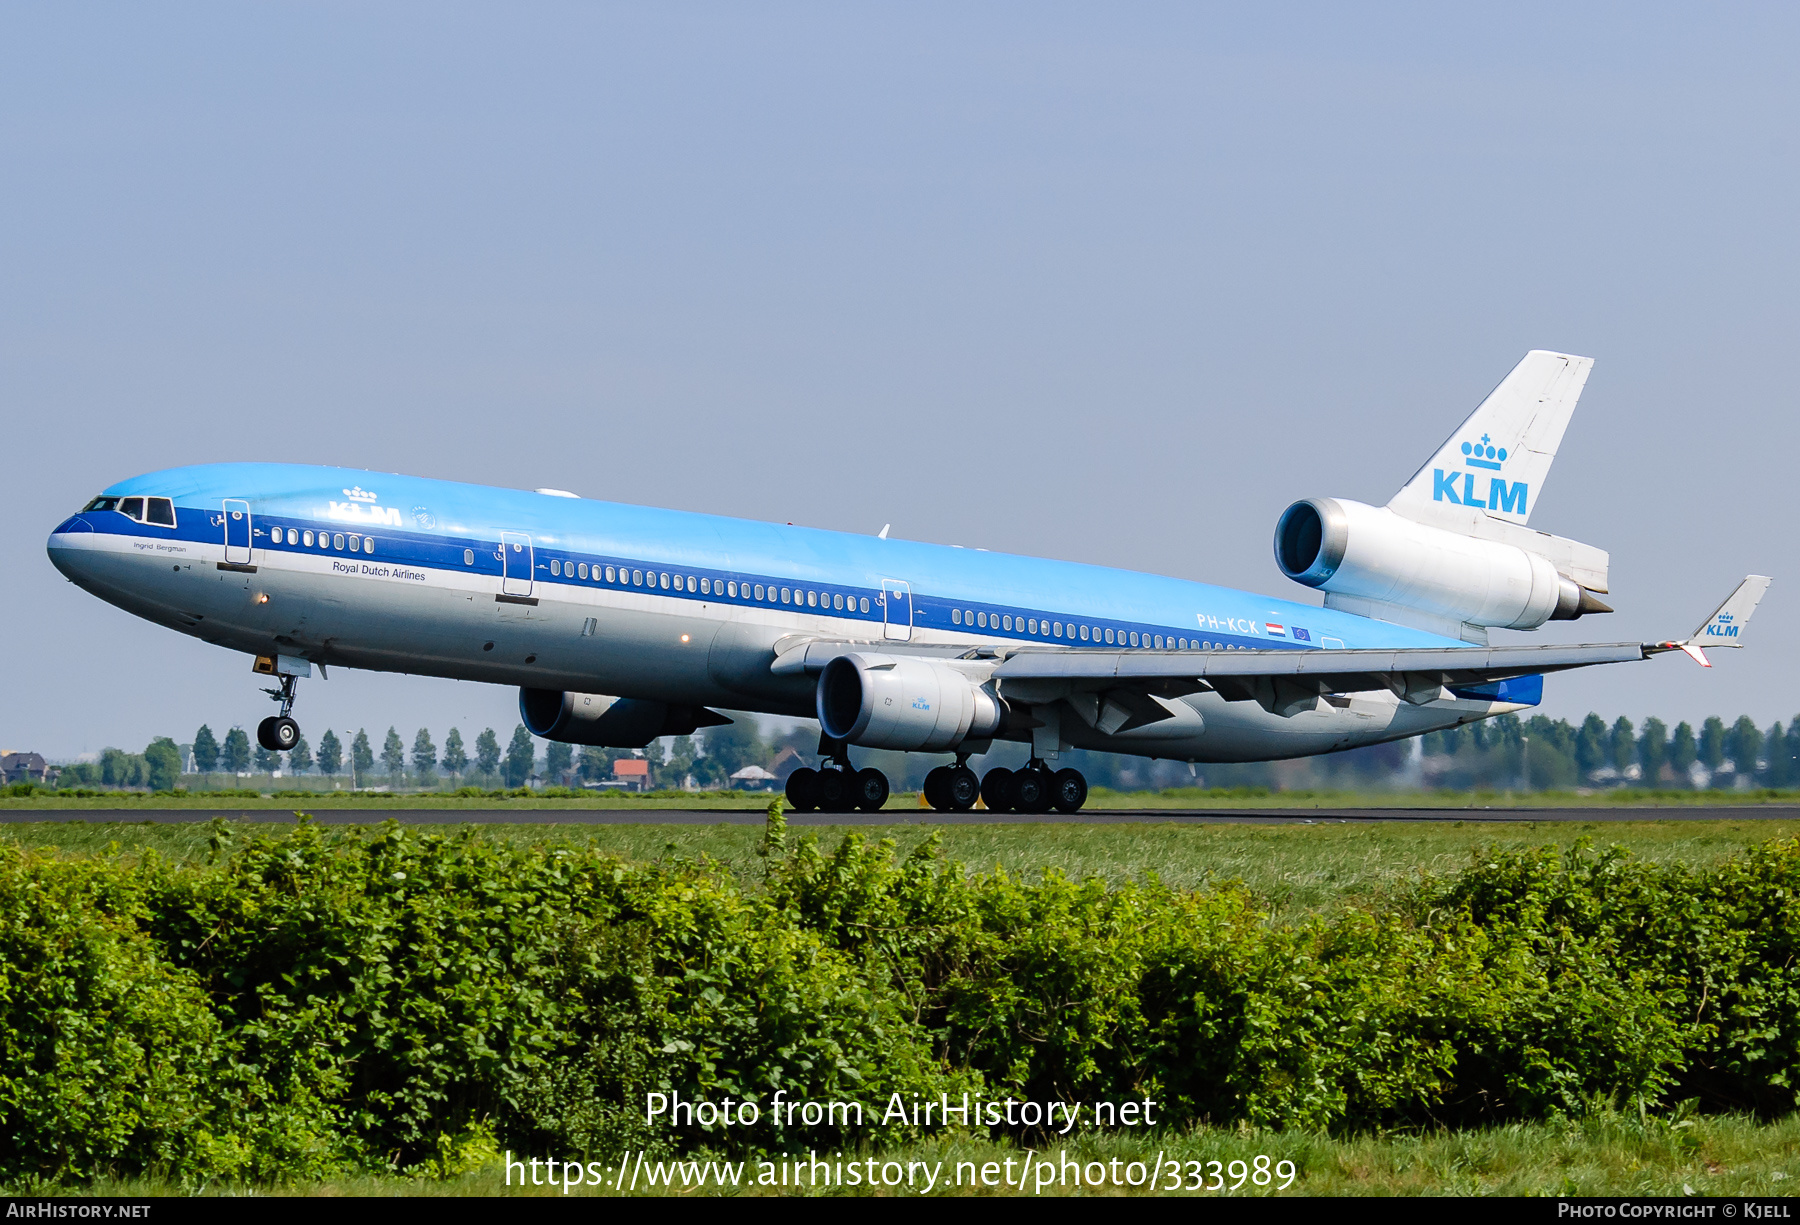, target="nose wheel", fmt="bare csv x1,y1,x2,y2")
256,669,303,752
